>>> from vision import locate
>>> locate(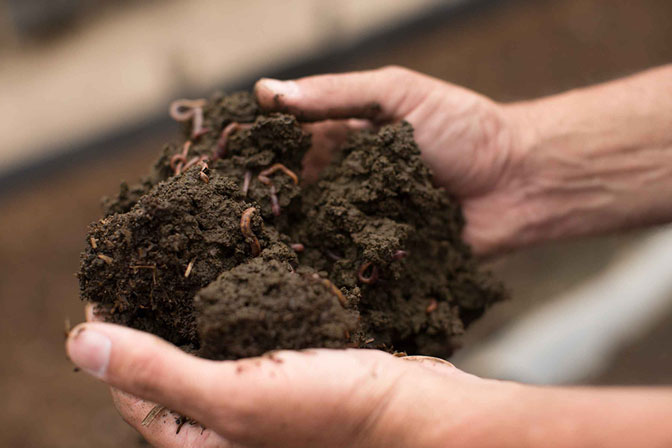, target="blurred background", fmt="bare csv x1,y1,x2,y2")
1,0,671,446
